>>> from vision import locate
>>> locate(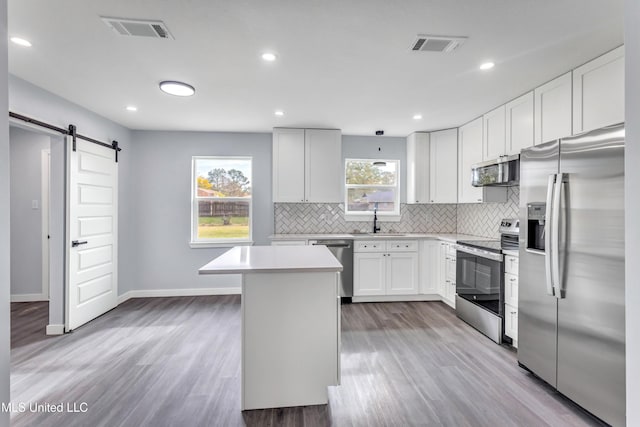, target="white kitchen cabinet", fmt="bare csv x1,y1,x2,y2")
505,91,534,155
272,128,305,202
354,253,386,296
483,105,506,160
353,240,418,296
419,240,439,294
406,132,430,204
272,128,342,203
387,252,419,295
573,46,625,134
428,129,457,203
305,129,342,202
504,254,519,347
458,118,507,204
534,72,572,145
437,241,456,308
